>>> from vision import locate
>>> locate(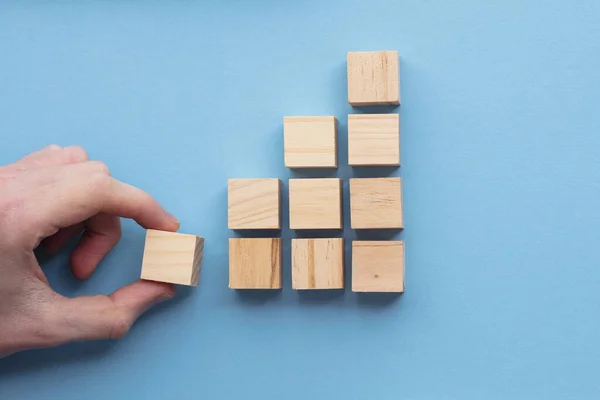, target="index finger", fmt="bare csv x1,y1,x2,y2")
29,162,179,244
